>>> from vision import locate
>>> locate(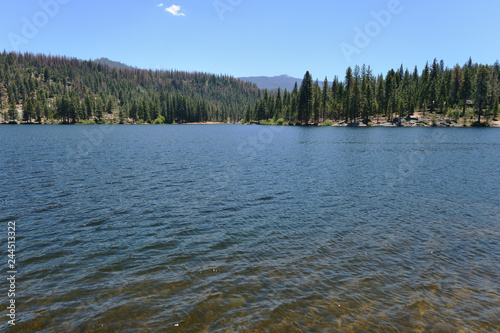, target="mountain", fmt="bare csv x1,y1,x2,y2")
239,74,332,91
0,52,261,124
94,57,135,70
239,75,302,91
